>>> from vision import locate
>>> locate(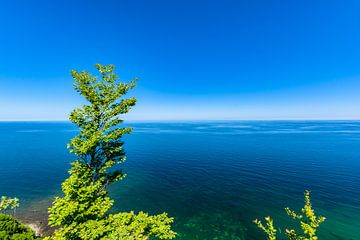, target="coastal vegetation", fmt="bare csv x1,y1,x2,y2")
0,197,37,239
0,214,37,240
45,64,176,239
254,191,325,240
0,196,19,216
